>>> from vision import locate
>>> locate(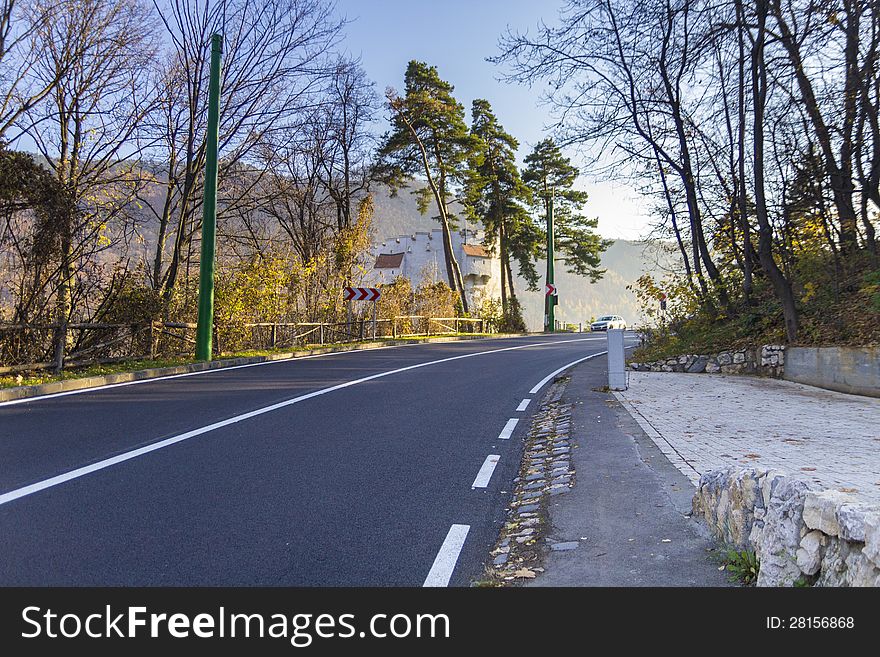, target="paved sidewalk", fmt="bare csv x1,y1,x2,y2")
615,372,880,504
527,360,730,586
